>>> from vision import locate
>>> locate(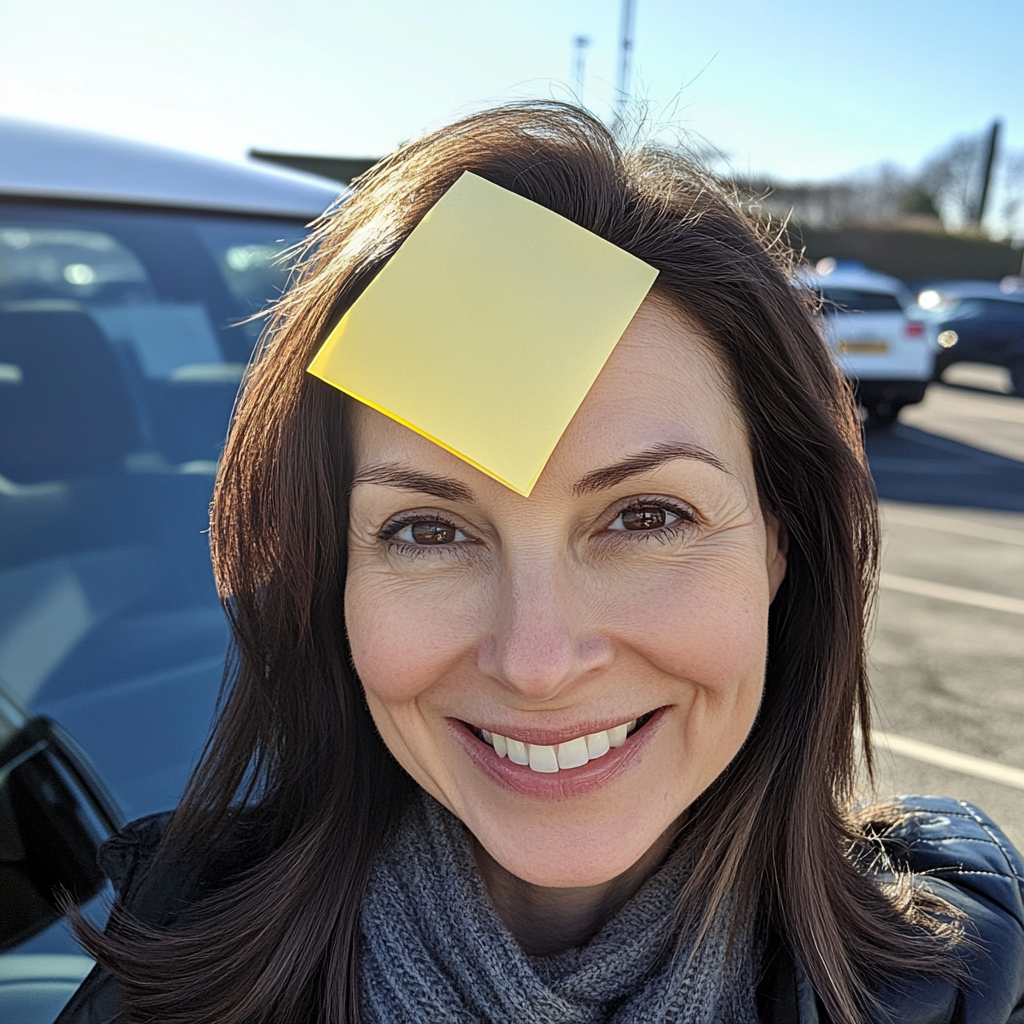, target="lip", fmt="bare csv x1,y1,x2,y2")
449,706,668,801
